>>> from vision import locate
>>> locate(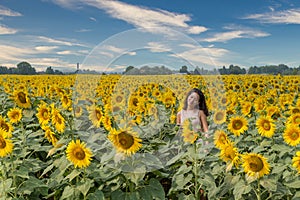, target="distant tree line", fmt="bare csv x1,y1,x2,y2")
219,64,300,75
0,62,63,75
2,61,300,75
